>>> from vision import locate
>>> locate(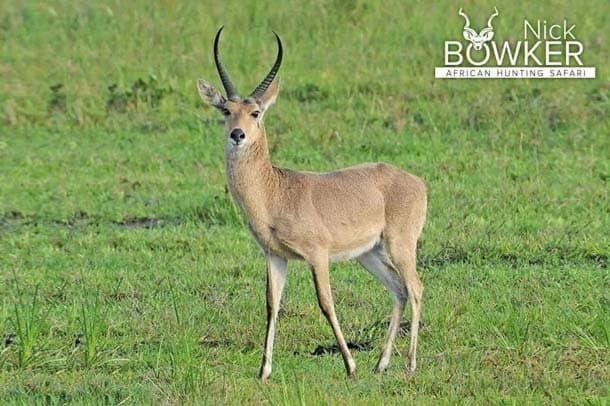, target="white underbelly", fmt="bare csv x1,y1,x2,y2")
329,237,379,262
